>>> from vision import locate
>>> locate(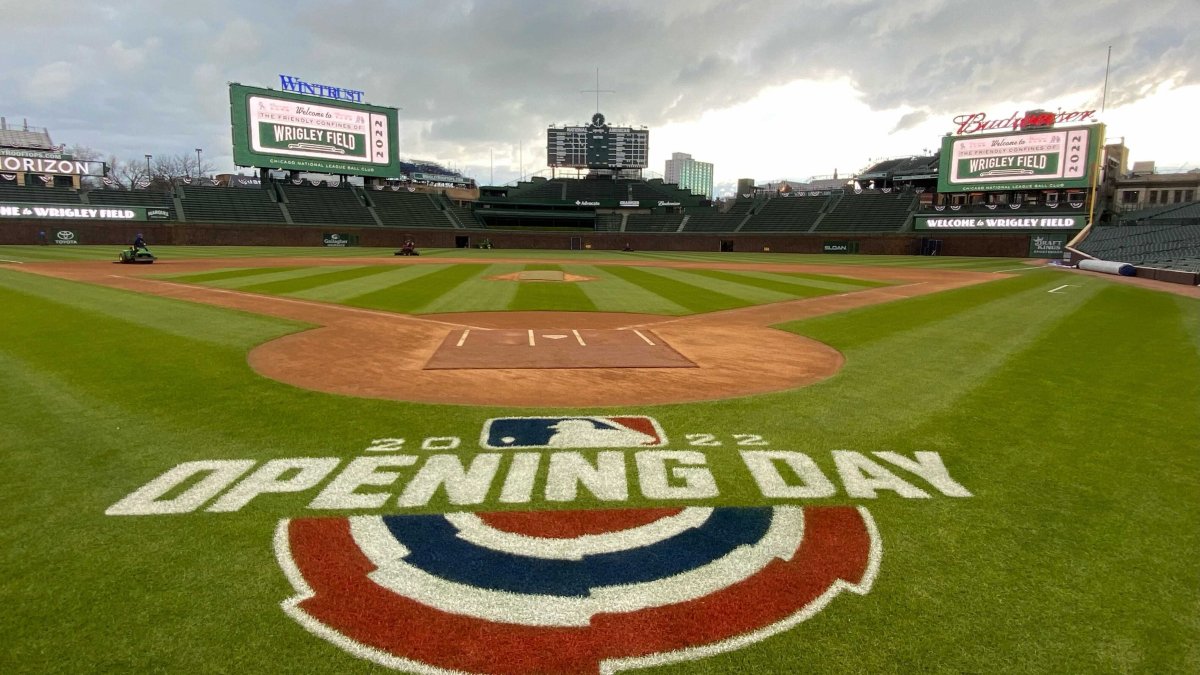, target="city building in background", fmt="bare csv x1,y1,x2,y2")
664,152,714,199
